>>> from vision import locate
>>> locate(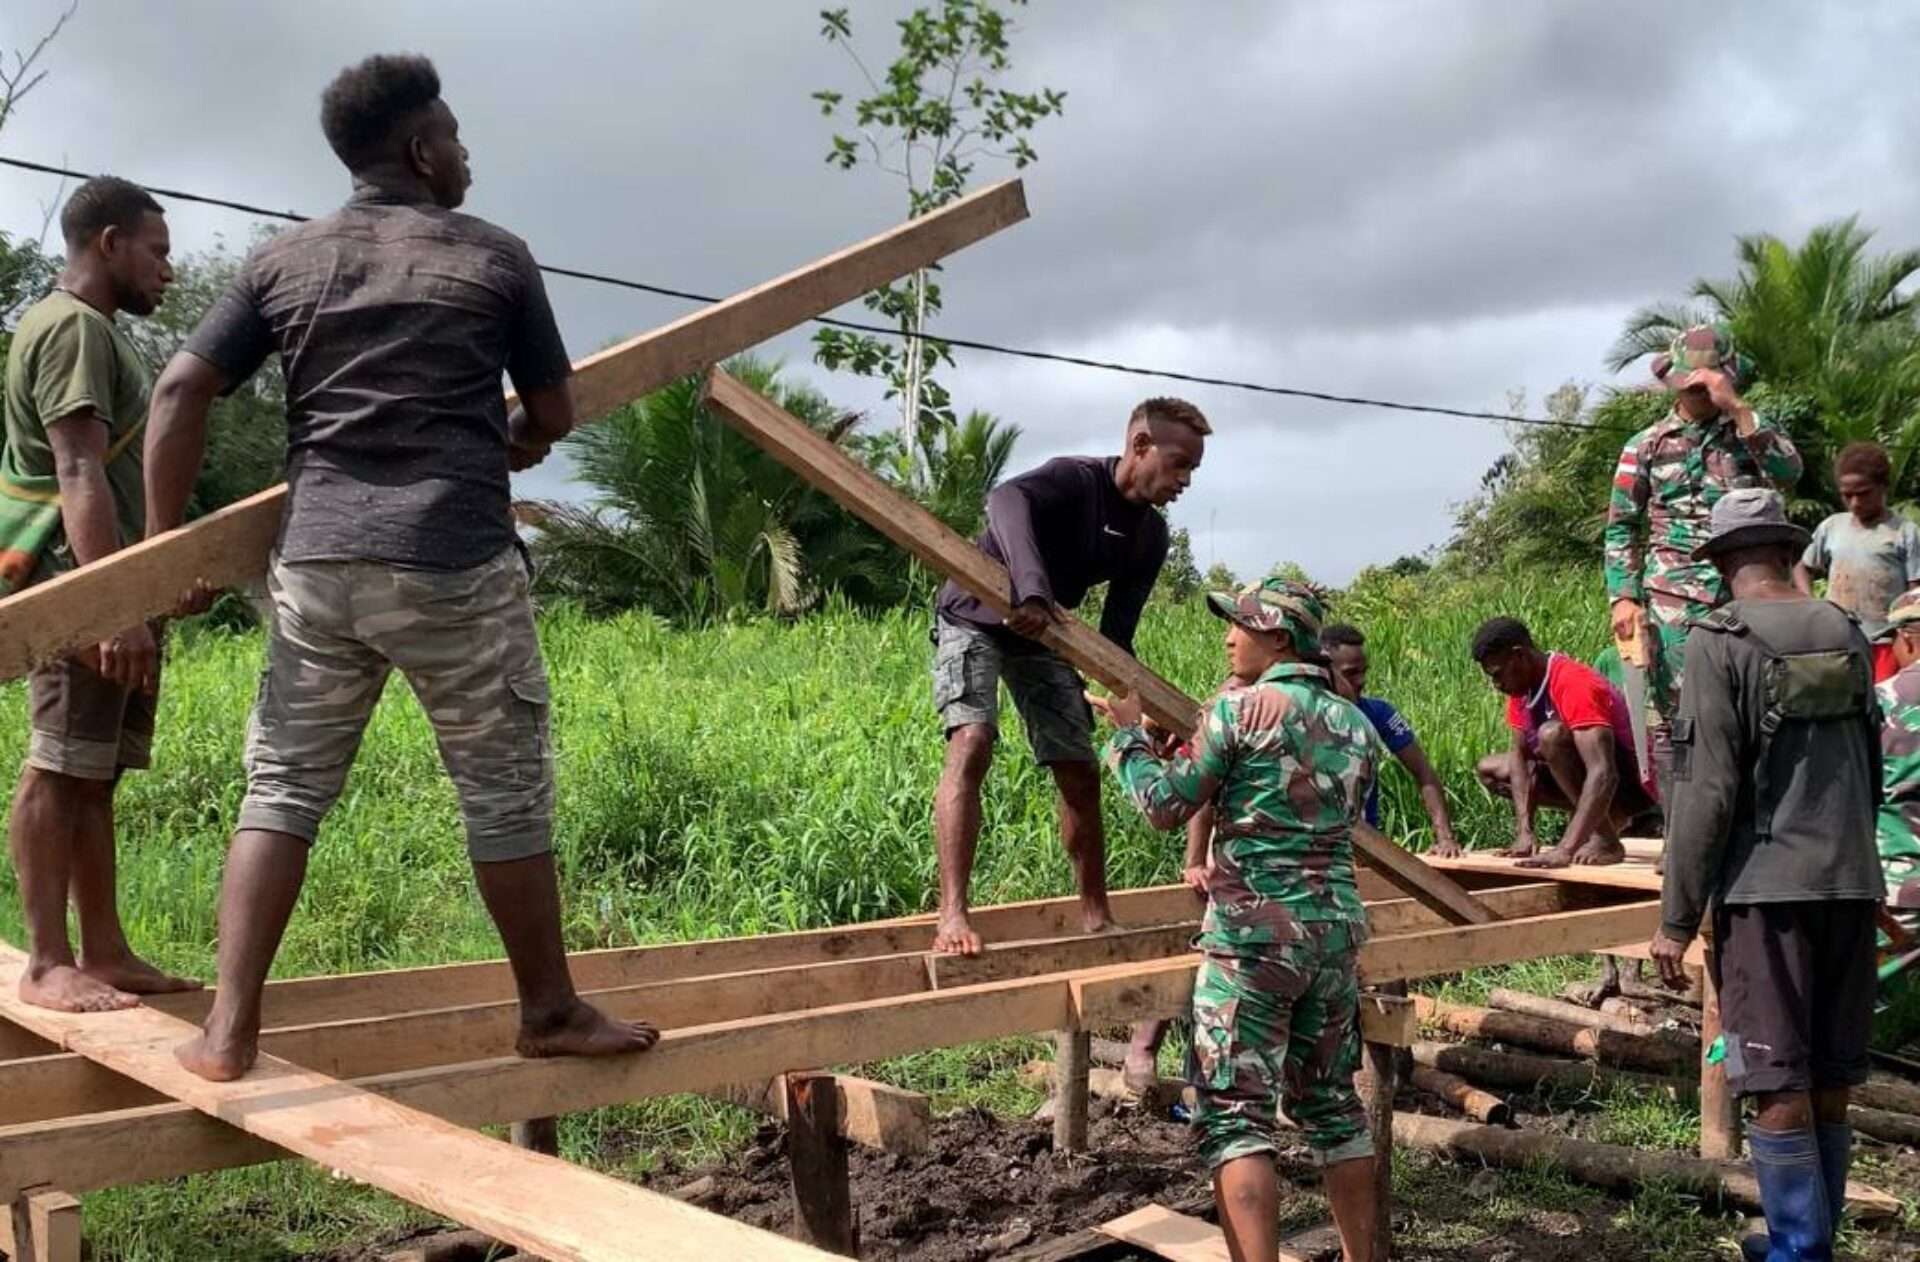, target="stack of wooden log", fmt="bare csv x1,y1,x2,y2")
1395,983,1917,1221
